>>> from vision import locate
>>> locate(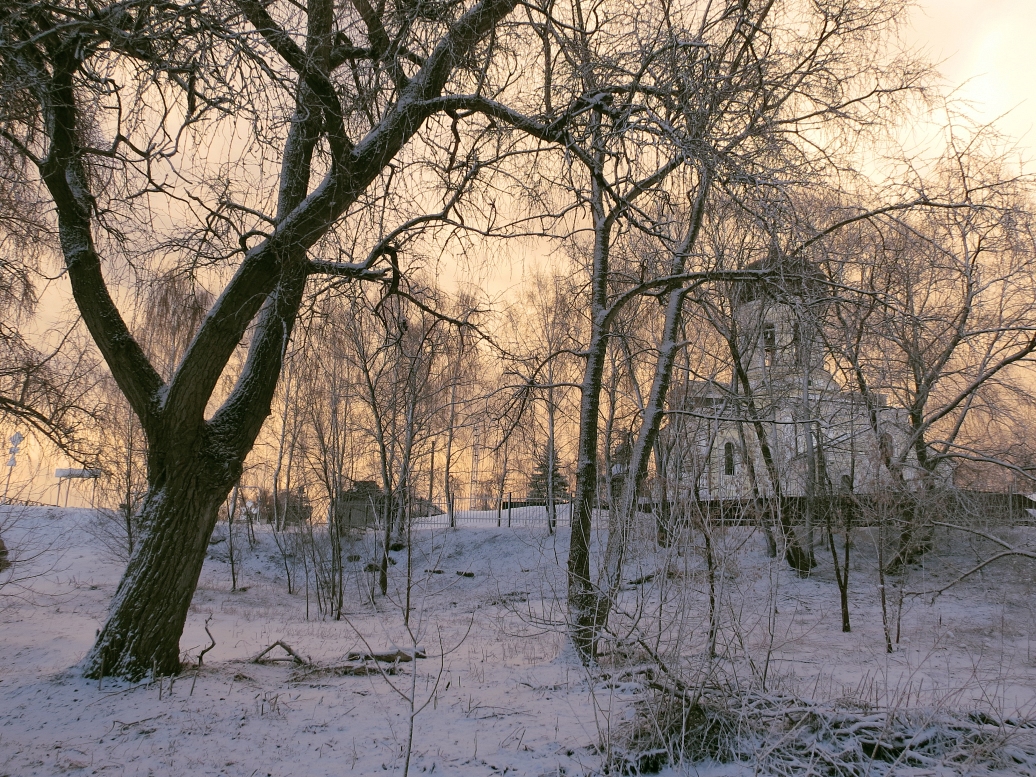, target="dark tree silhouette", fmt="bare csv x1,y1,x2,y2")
0,0,520,678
